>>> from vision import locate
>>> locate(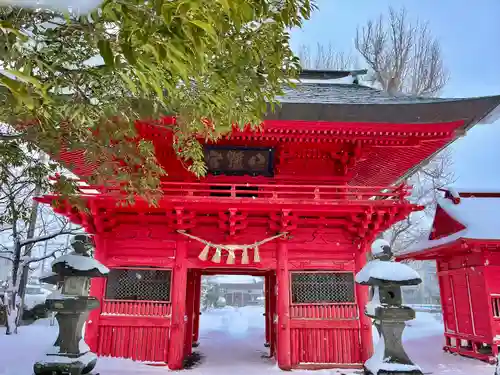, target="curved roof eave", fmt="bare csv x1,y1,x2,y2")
267,95,500,125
